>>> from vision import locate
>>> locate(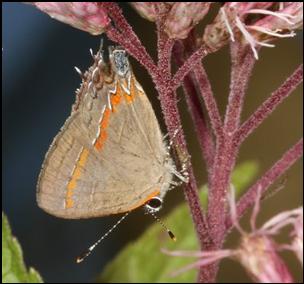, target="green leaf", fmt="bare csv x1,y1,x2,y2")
231,160,259,195
98,160,259,283
2,213,43,283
